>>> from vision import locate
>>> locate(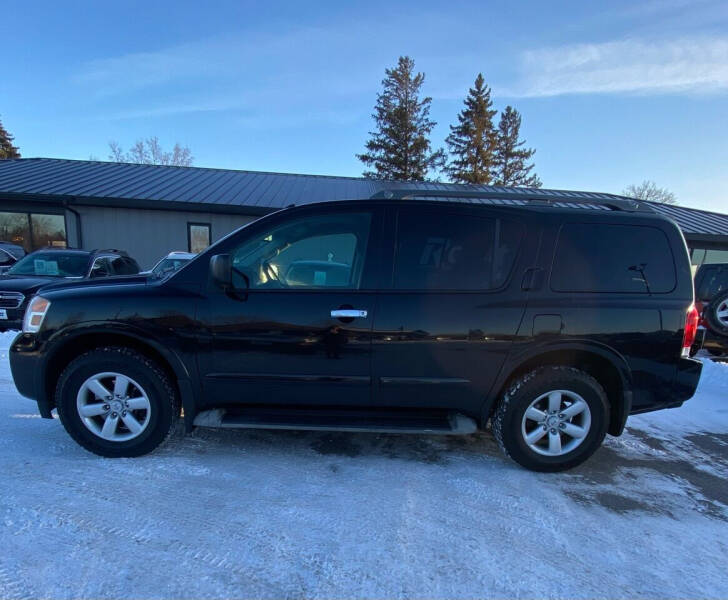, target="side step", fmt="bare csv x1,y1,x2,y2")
193,406,478,435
